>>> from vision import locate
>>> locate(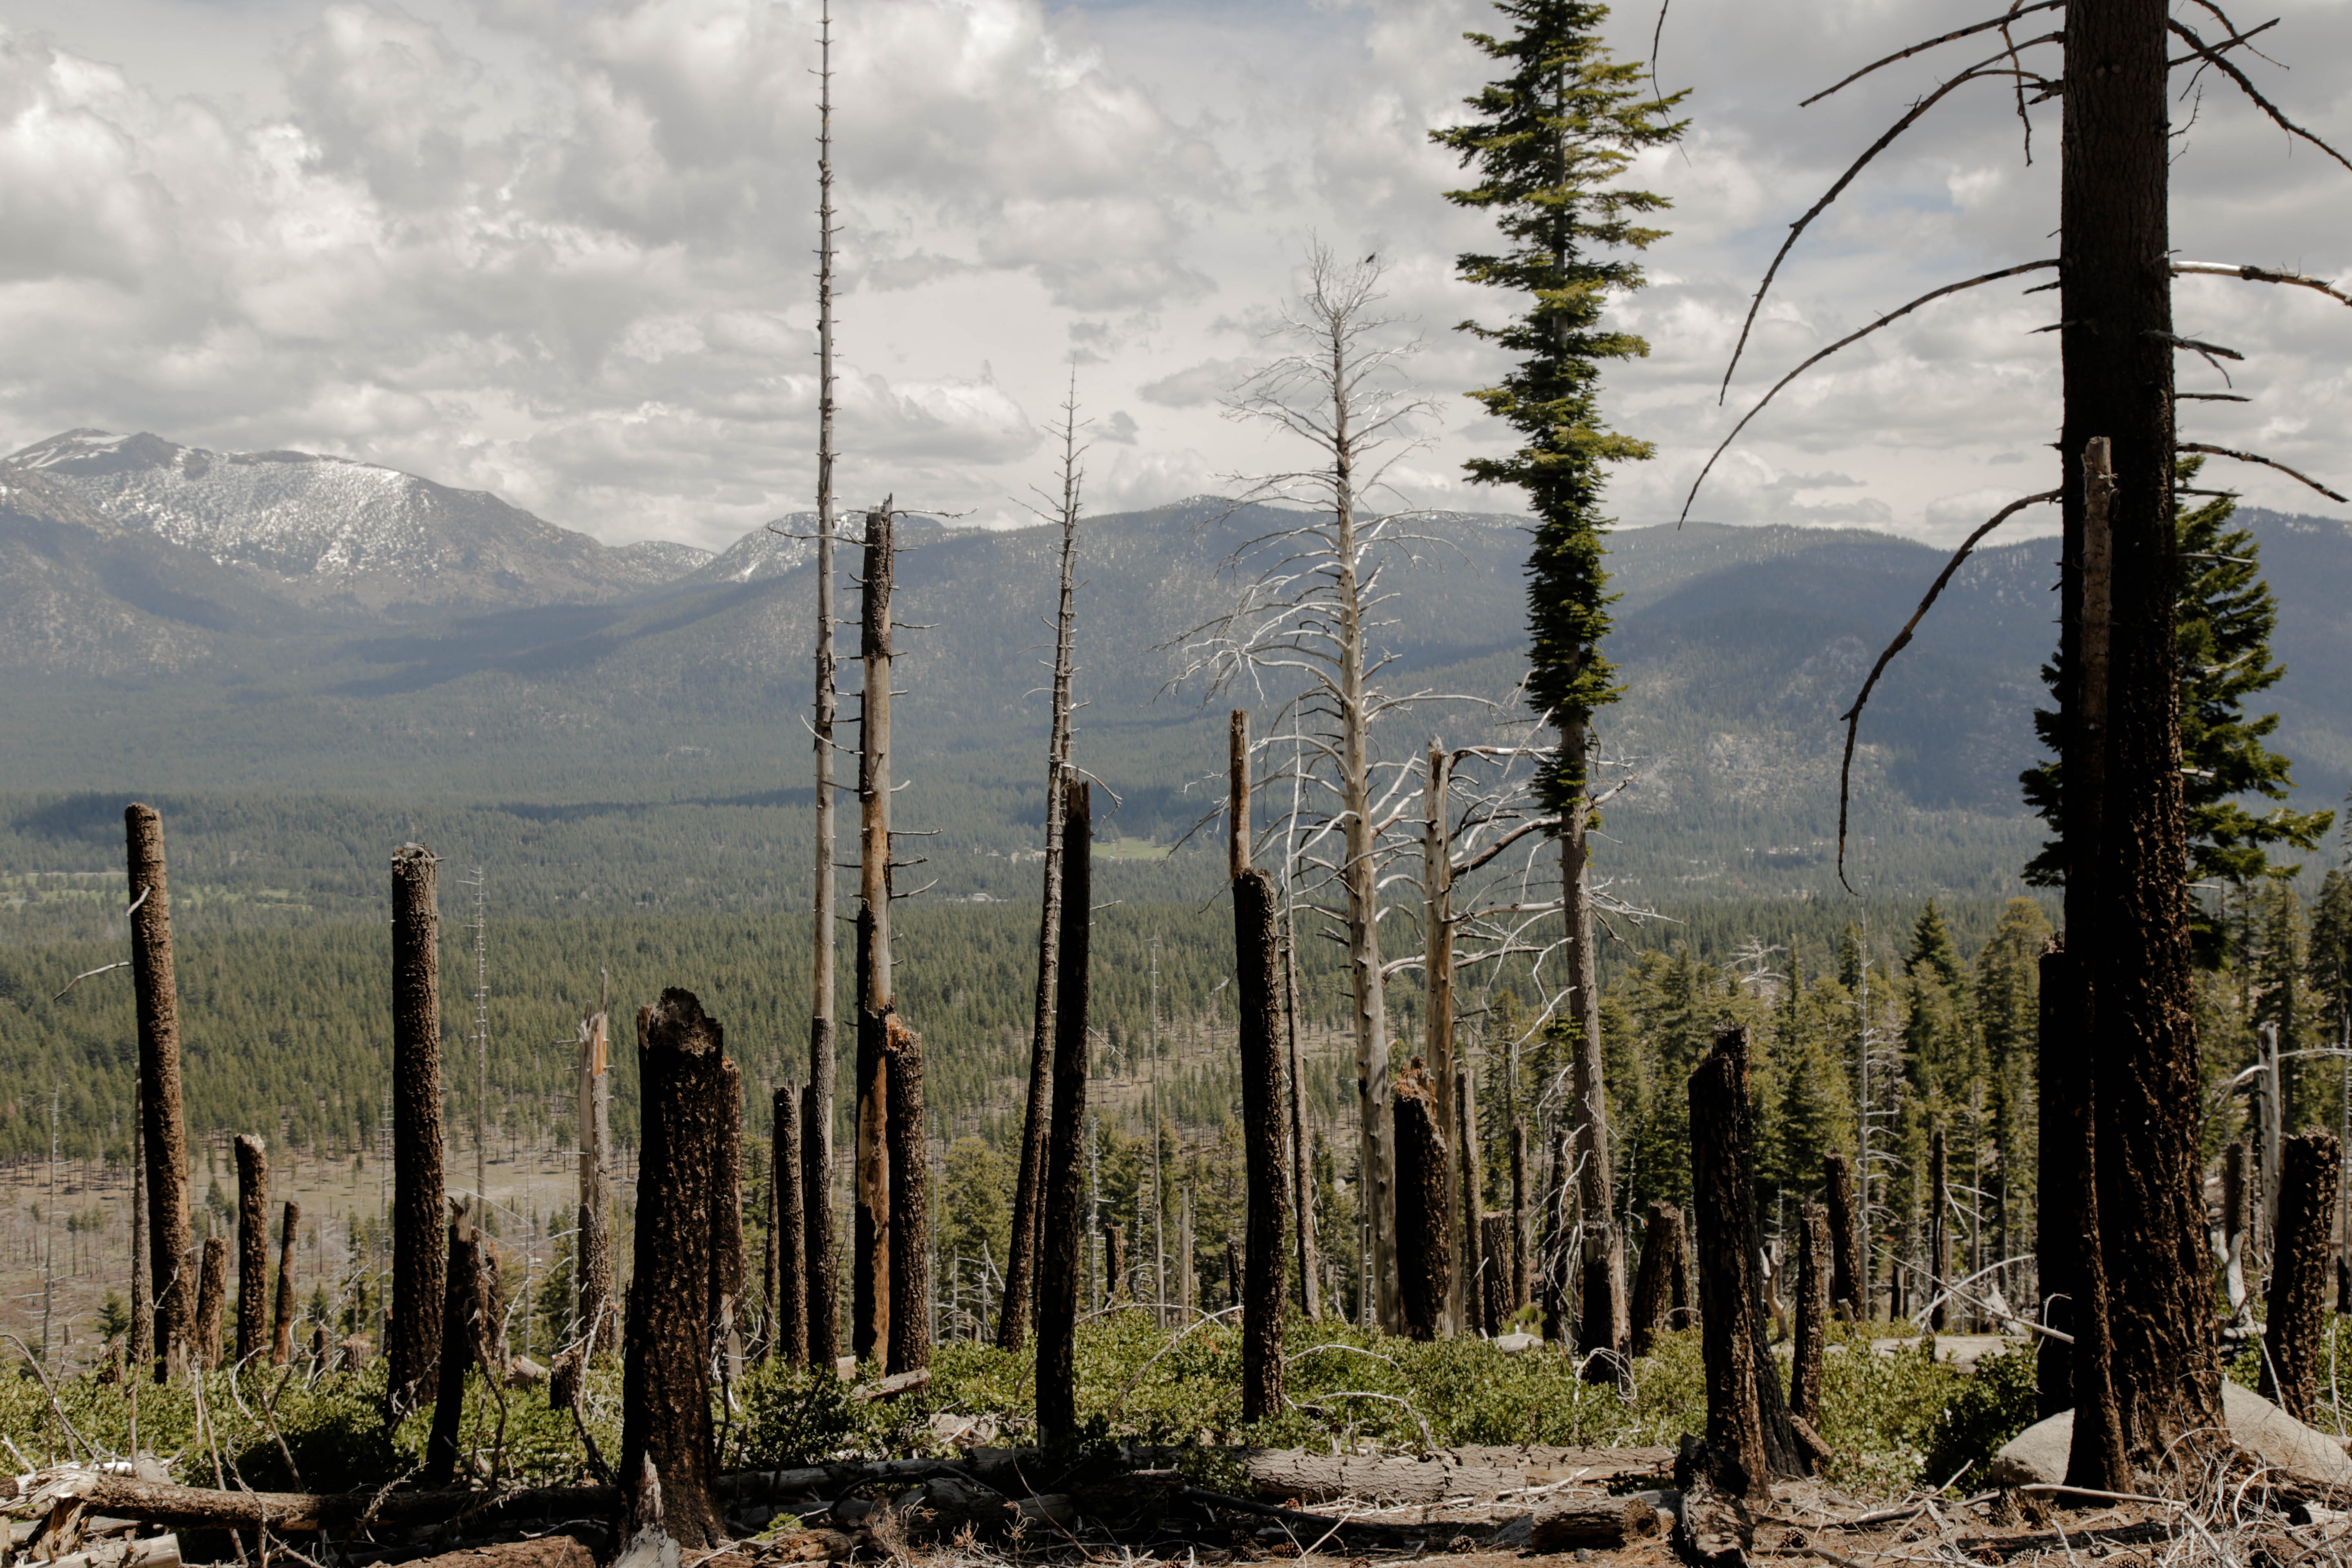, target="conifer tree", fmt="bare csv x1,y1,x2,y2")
1434,0,1684,1356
